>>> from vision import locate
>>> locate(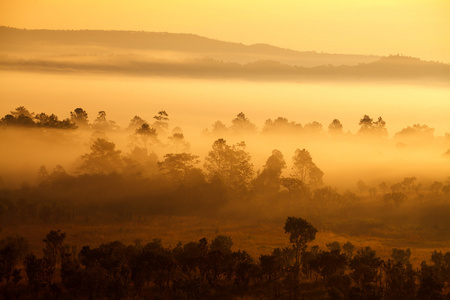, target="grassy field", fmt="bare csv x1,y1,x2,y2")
2,215,449,269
